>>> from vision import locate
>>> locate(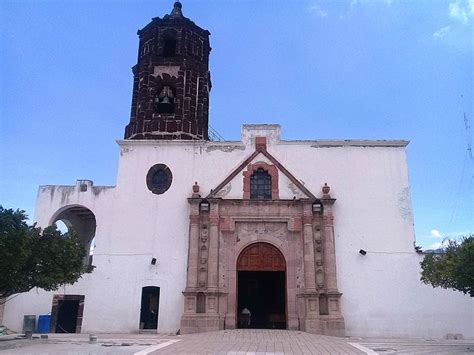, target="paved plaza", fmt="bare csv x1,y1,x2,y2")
0,329,473,354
